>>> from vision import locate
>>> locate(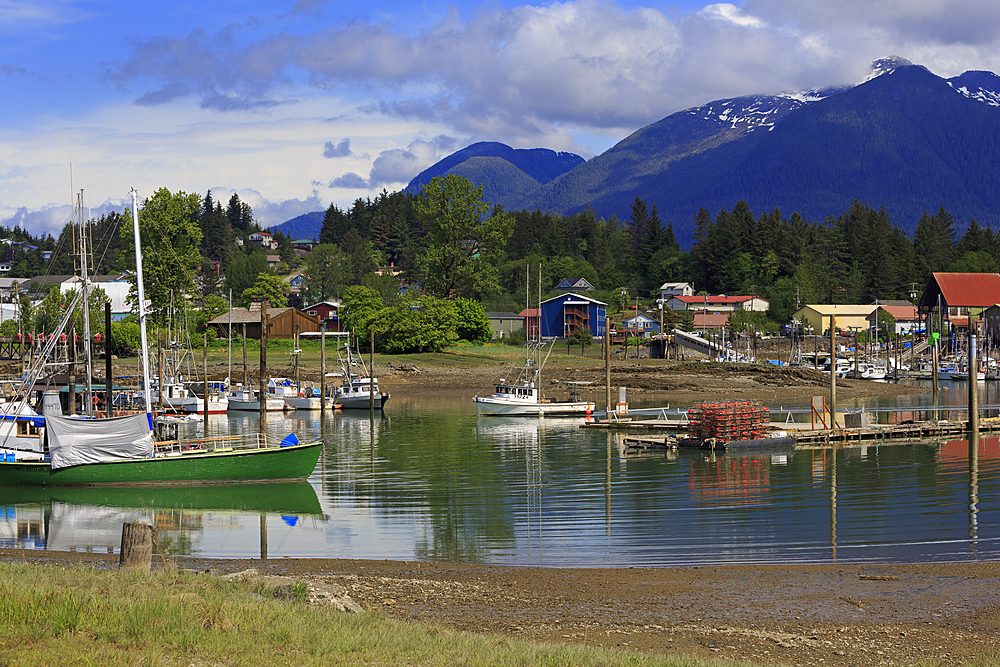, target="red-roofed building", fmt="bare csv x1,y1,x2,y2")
693,311,730,329
519,308,539,337
865,305,920,333
918,272,1000,330
665,294,769,313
